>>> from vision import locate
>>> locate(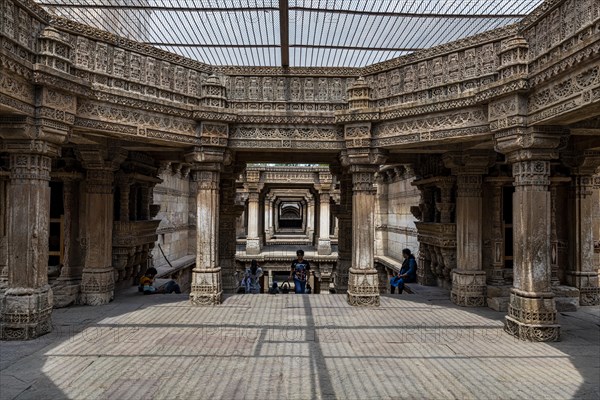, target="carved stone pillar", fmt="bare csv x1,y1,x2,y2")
139,183,150,221
115,174,131,223
444,152,494,307
549,178,570,286
0,177,7,292
0,141,59,340
190,163,223,305
486,178,509,286
347,164,381,306
307,198,315,244
451,173,486,306
264,193,272,240
77,146,126,306
246,191,261,255
220,164,244,293
330,164,352,293
436,179,455,224
564,151,600,306
495,127,564,341
318,191,332,255
52,175,84,307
